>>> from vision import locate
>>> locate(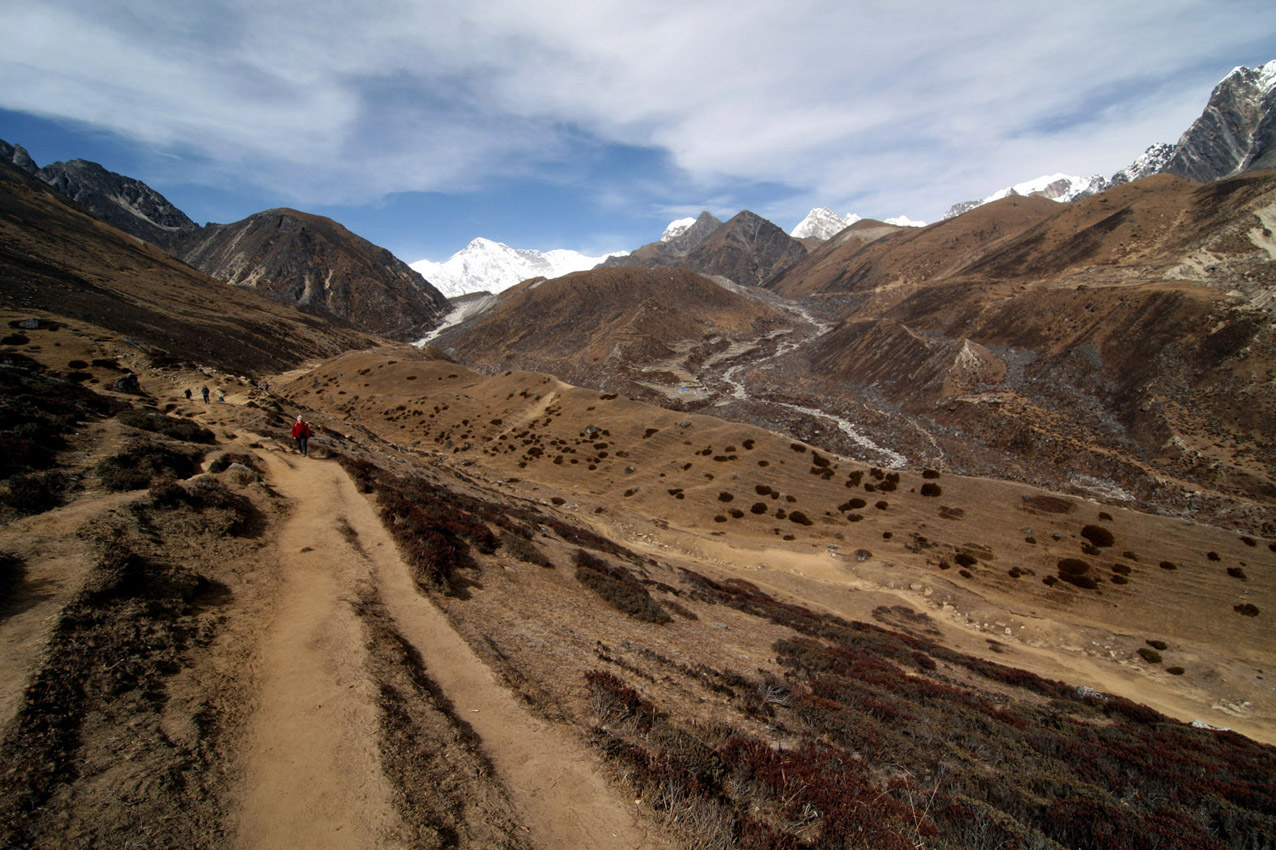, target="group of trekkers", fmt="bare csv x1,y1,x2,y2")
182,382,313,457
